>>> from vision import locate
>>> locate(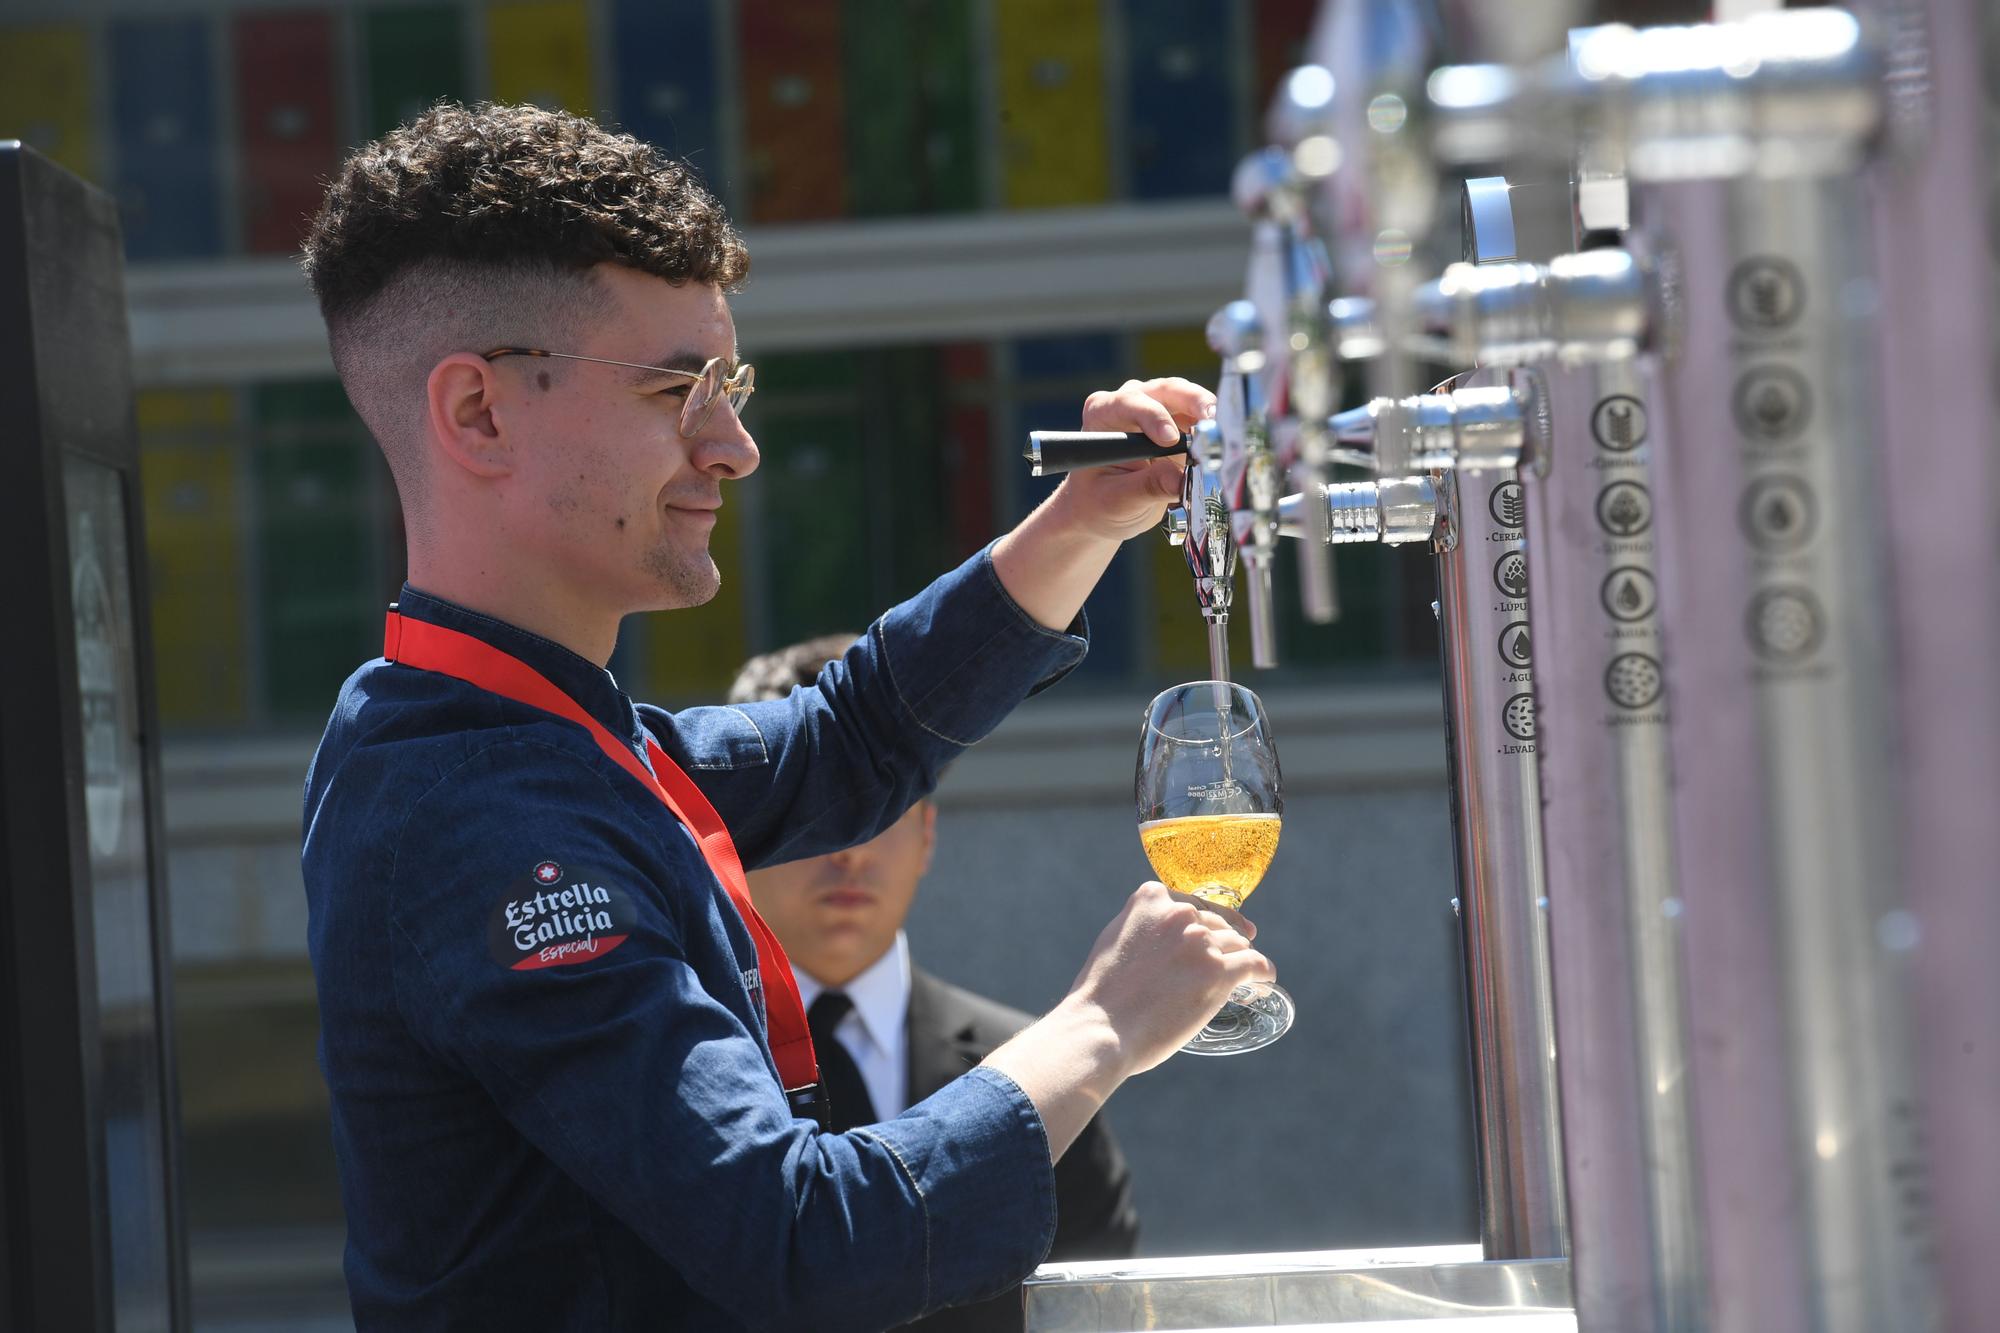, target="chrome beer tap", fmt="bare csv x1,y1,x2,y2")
1205,300,1283,669
1231,144,1342,628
